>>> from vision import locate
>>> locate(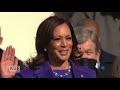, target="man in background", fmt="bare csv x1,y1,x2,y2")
74,19,116,77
